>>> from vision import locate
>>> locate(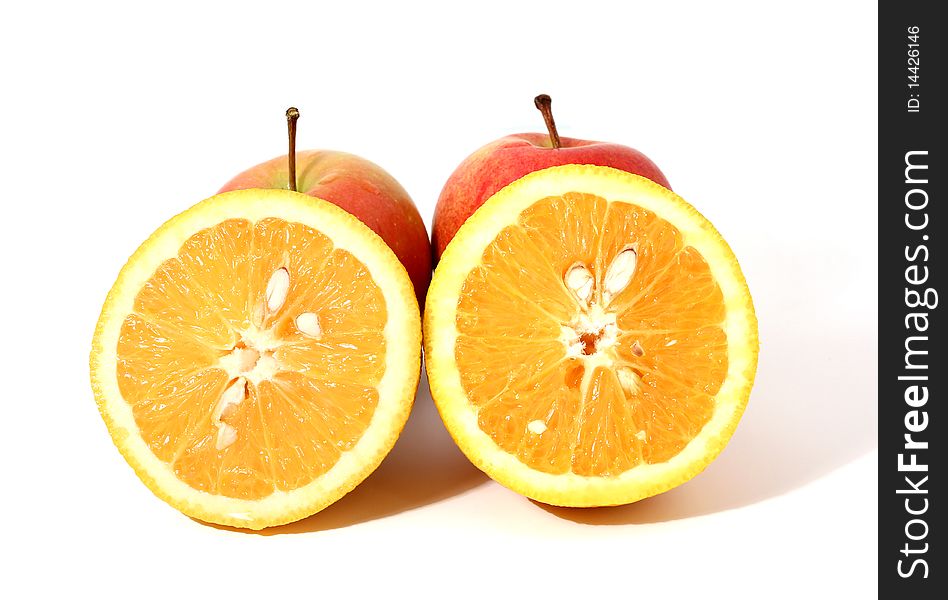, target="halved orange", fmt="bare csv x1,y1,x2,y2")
90,189,420,529
425,165,758,506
